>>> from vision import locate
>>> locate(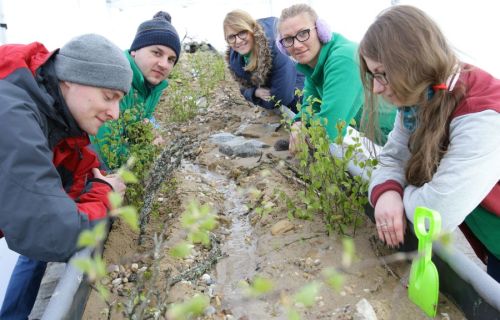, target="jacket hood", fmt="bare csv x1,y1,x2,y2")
0,42,84,146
